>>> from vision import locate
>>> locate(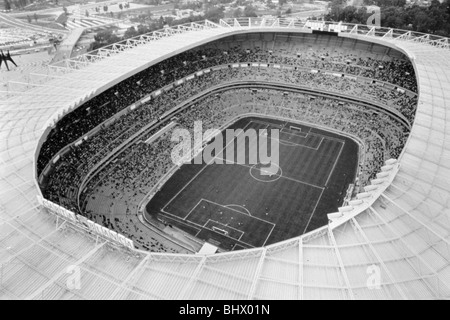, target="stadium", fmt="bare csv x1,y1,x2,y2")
1,17,449,300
